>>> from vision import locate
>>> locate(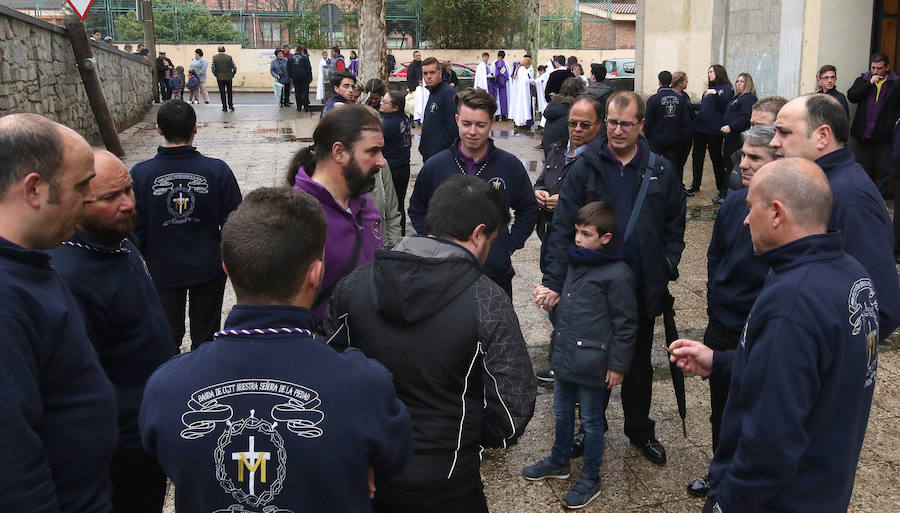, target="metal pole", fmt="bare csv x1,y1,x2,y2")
65,19,126,157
